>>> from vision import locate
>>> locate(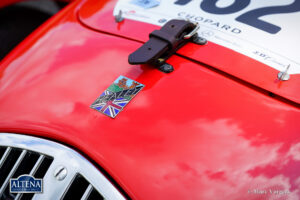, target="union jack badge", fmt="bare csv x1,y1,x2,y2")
90,75,144,118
